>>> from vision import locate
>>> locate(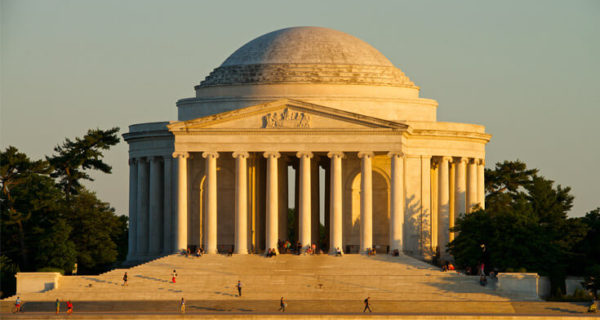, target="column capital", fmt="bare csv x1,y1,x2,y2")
475,158,485,165
440,156,453,163
296,151,313,159
357,151,374,159
232,151,250,159
202,151,219,159
263,151,281,159
327,151,345,159
454,157,469,164
151,155,164,162
172,151,189,159
387,151,405,158
129,158,137,165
